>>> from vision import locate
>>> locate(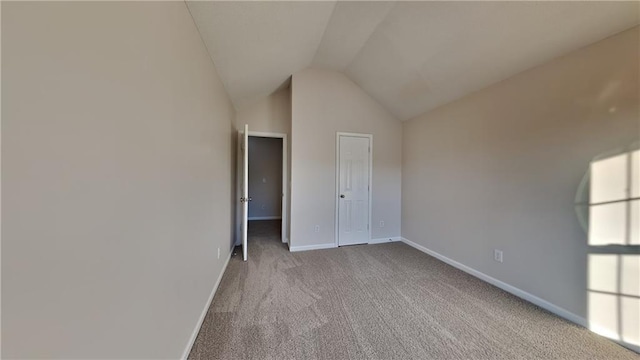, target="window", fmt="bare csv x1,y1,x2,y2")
578,144,640,347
